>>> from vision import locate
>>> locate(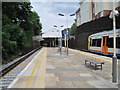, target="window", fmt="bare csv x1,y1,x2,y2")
117,37,120,48
108,38,113,48
108,37,120,48
91,39,101,47
97,39,101,47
